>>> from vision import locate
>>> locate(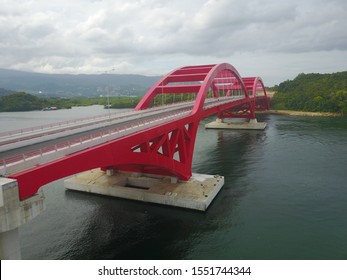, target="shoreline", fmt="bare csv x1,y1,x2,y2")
257,109,342,117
